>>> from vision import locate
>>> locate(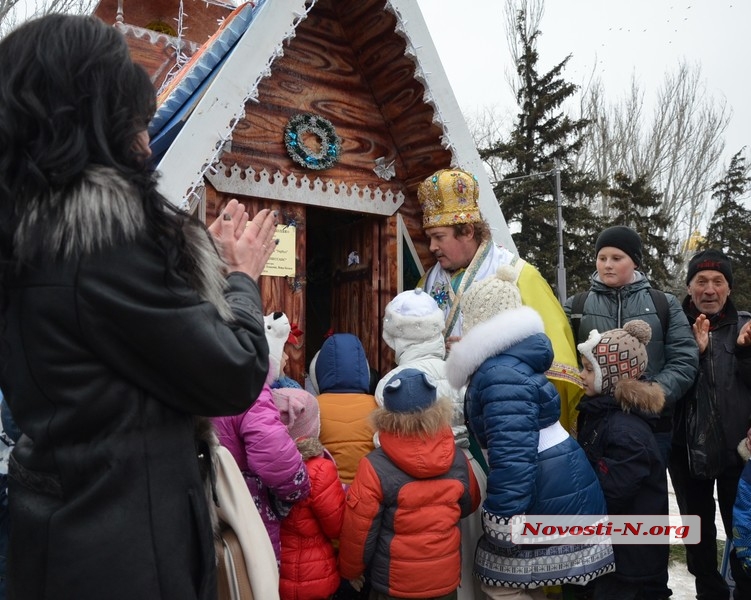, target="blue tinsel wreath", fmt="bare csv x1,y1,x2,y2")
284,113,341,171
